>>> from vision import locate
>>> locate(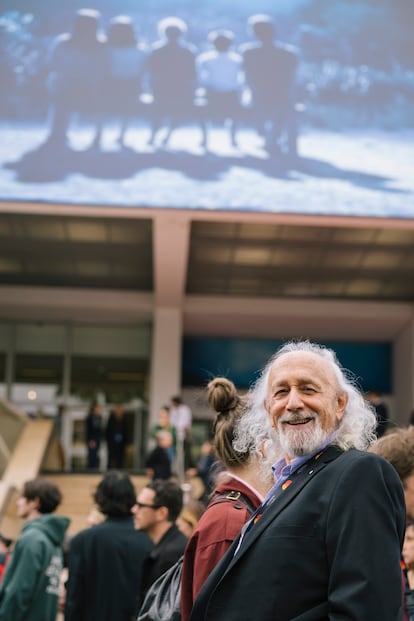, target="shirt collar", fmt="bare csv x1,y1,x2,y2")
271,431,337,481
